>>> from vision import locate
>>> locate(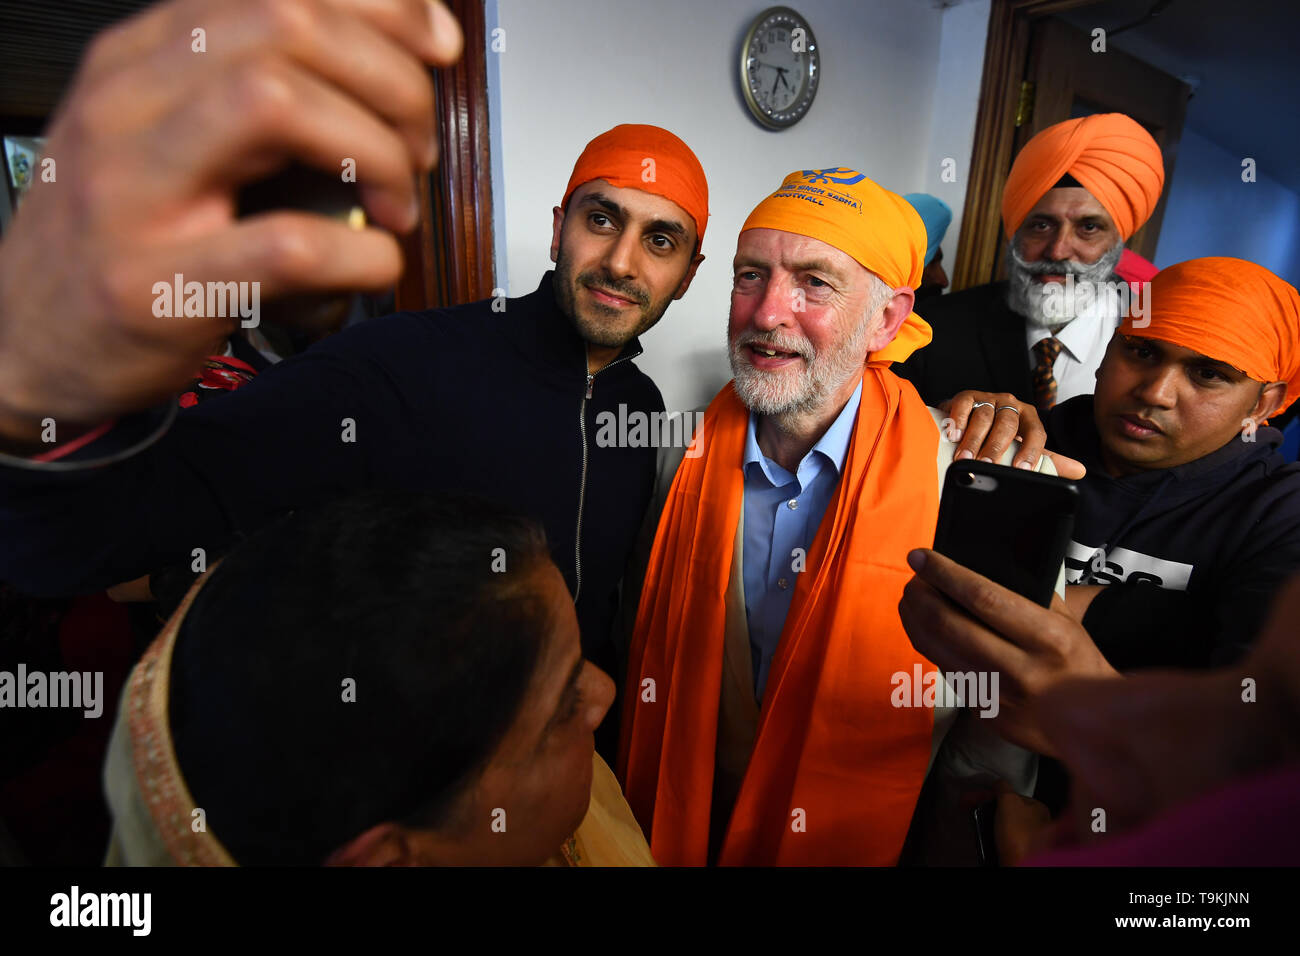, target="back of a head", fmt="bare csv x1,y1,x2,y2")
168,490,552,865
